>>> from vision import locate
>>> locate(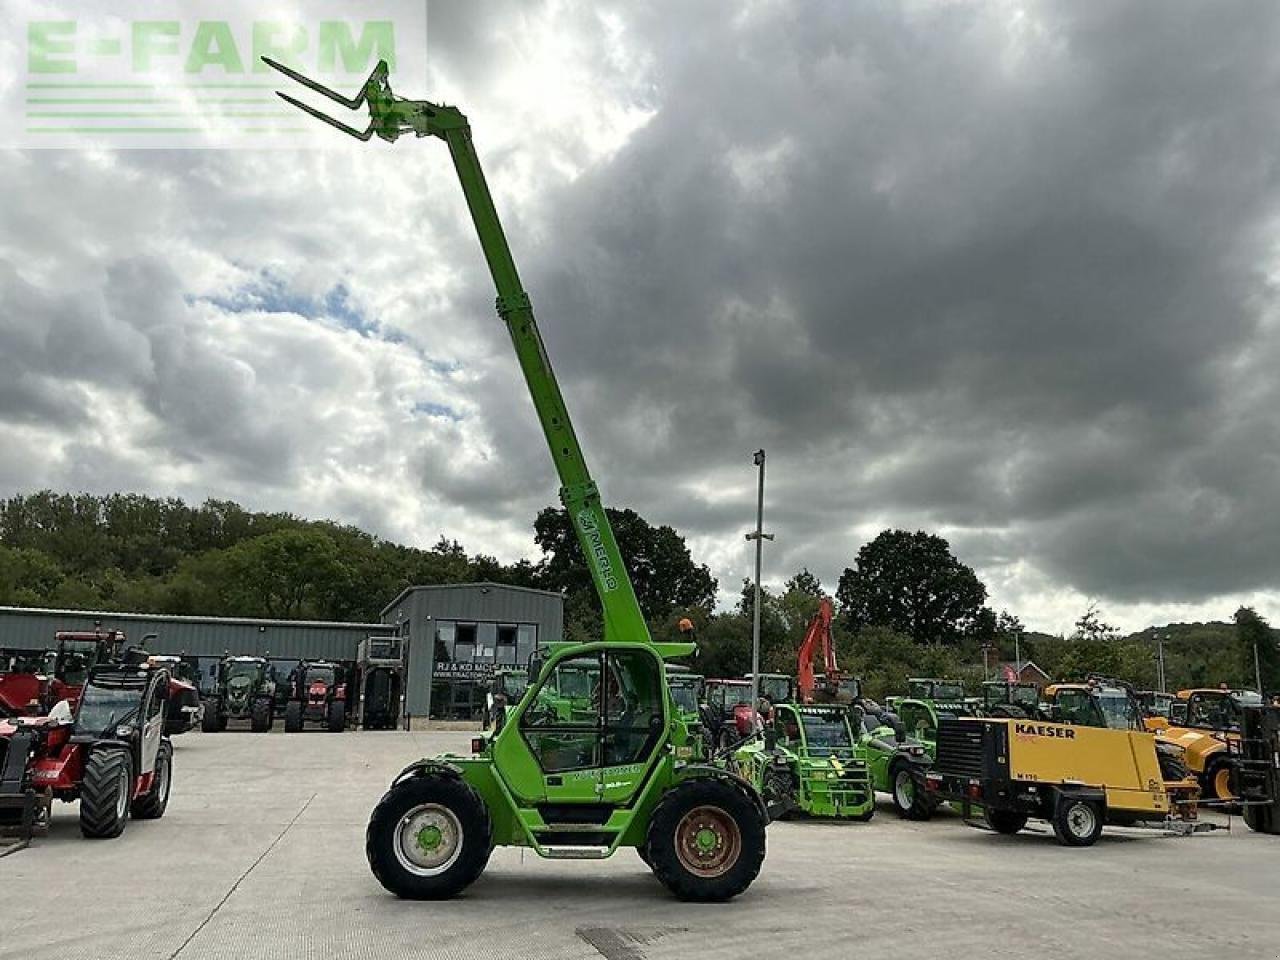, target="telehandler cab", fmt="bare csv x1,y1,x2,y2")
267,58,767,901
